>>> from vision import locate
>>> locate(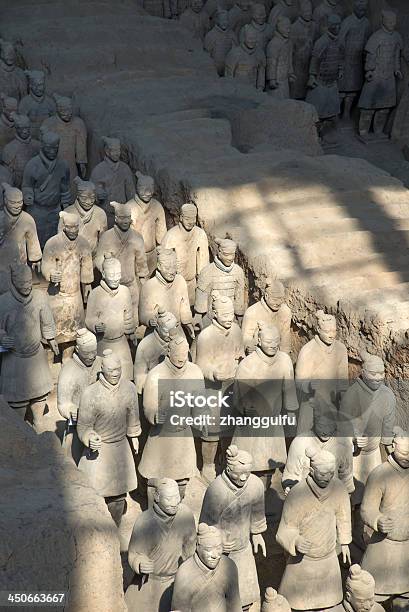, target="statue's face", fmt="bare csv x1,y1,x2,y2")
317,323,336,346
253,6,266,24
155,486,180,515
394,446,409,469
382,13,396,32
180,211,196,231
77,345,97,367
4,102,17,122
157,319,176,342
42,142,59,161
105,143,121,163
77,191,96,211
217,11,229,29
300,1,312,21
115,212,131,231
362,365,384,391
328,21,341,36
158,257,177,282
169,342,188,368
30,77,45,98
354,0,367,19
239,0,251,10
197,541,223,569
16,123,31,140
218,246,235,267
259,331,280,357
2,45,16,66
244,29,258,49
12,273,32,296
314,416,336,442
192,0,203,12
57,102,73,123
5,195,23,216
215,304,234,329
63,221,79,241
264,286,283,311
226,464,251,488
103,264,122,290
137,182,153,203
277,18,291,38
346,591,375,612
102,363,122,385
311,465,335,488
